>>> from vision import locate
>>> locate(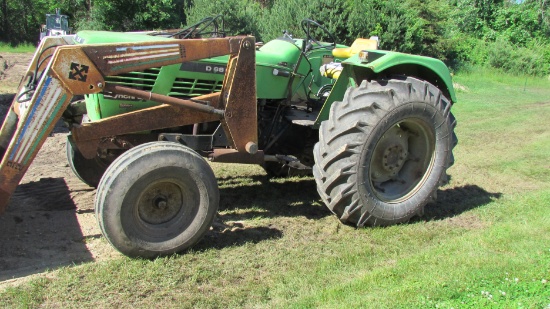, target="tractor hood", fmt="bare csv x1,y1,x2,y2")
74,30,174,44
74,31,304,72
